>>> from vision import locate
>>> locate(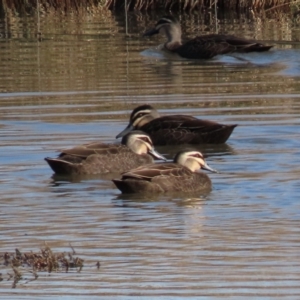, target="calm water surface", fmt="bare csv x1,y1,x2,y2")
0,10,300,299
